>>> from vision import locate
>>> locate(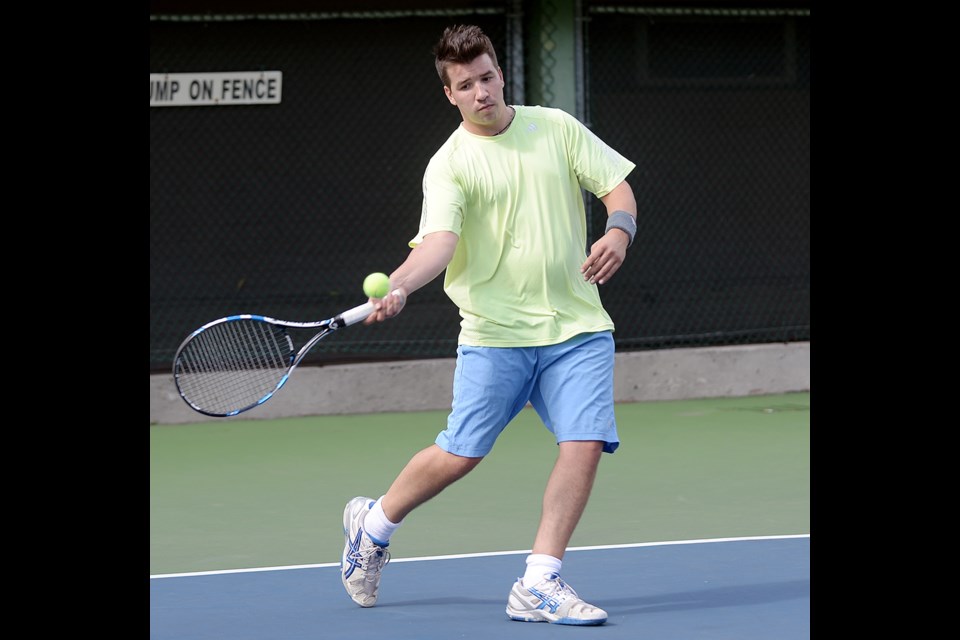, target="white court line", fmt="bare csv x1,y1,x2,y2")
150,533,809,580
